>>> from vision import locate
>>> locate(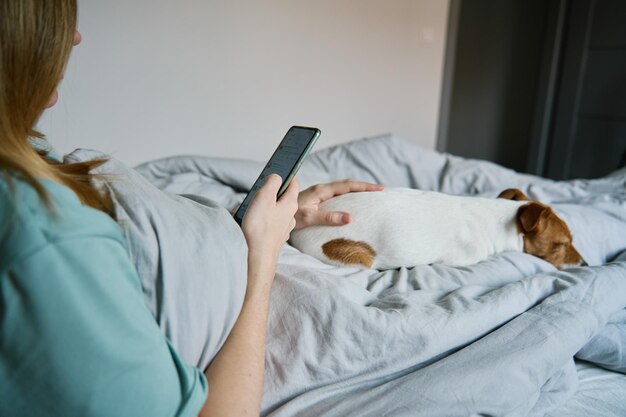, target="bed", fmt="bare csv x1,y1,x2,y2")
67,135,626,416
